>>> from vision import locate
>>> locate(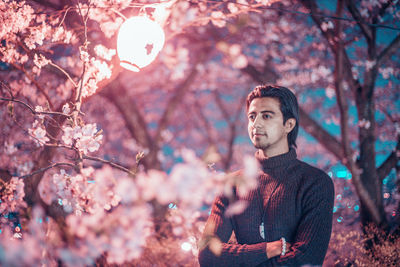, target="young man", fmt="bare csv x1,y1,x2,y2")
198,85,334,266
